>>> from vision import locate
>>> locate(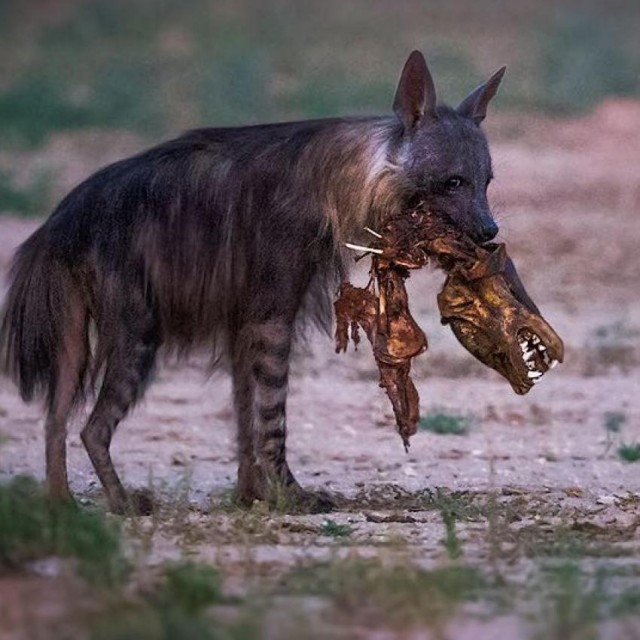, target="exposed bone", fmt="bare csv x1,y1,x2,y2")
344,242,384,255
364,226,383,238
